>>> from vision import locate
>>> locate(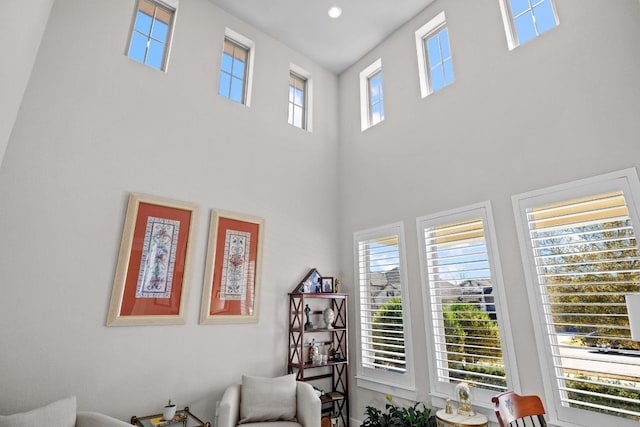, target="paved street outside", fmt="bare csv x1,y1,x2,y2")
557,344,640,379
